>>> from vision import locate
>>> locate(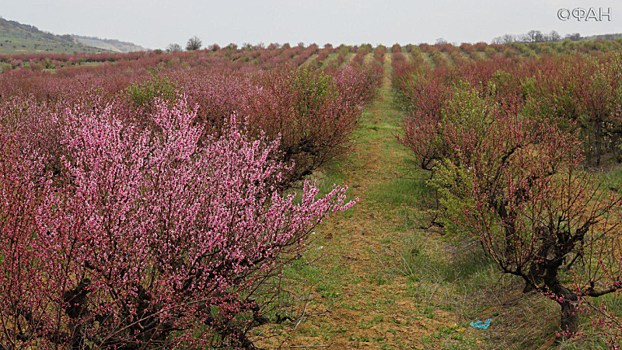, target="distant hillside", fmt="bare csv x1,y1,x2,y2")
72,35,146,53
0,16,109,55
586,33,622,40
